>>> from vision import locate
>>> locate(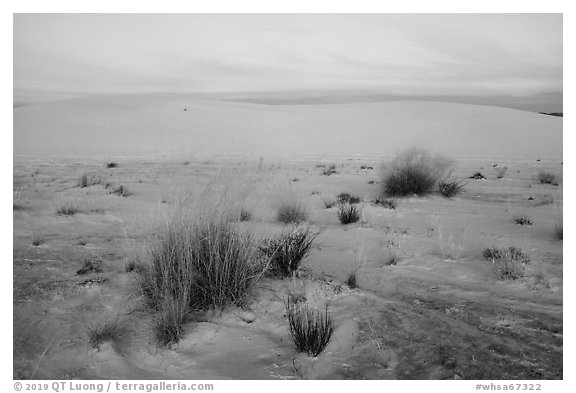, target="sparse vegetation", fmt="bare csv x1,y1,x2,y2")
239,208,253,221
337,192,361,204
337,204,360,224
76,257,103,275
277,199,308,224
106,162,118,168
537,171,558,185
373,197,398,209
381,148,452,197
483,246,530,280
494,166,508,179
514,215,533,226
321,164,337,176
109,184,132,197
438,178,466,198
31,233,44,246
87,318,126,348
469,172,486,180
285,298,334,357
259,226,317,277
